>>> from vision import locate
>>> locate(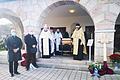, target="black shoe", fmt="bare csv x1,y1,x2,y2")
26,69,29,71
26,68,29,71
35,65,39,68
14,72,20,75
98,75,101,78
11,74,14,77
91,74,95,77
